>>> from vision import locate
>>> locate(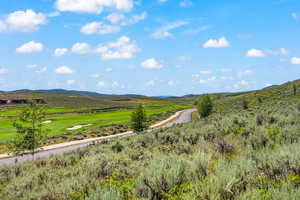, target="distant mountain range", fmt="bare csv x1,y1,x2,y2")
0,85,280,99
5,89,147,98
